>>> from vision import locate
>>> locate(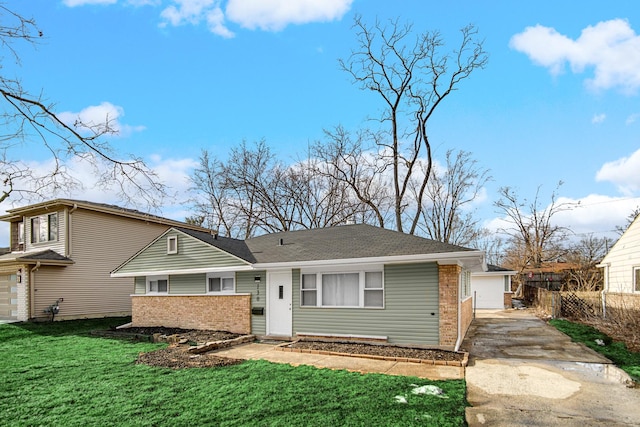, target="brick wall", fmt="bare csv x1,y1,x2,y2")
460,297,473,339
504,292,513,309
438,264,461,348
132,294,251,334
